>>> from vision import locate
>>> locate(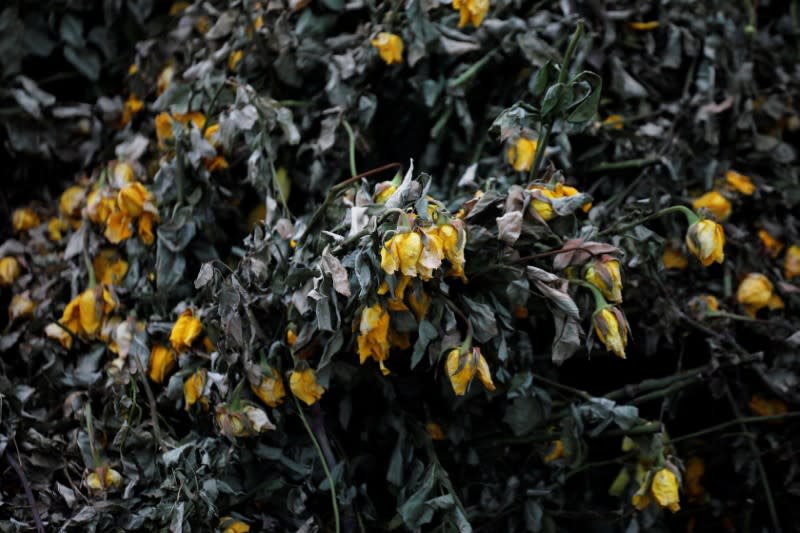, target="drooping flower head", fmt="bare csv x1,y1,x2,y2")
357,303,392,375
593,307,629,359
452,0,490,28
445,346,496,396
290,367,325,406
585,256,623,303
685,219,724,266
